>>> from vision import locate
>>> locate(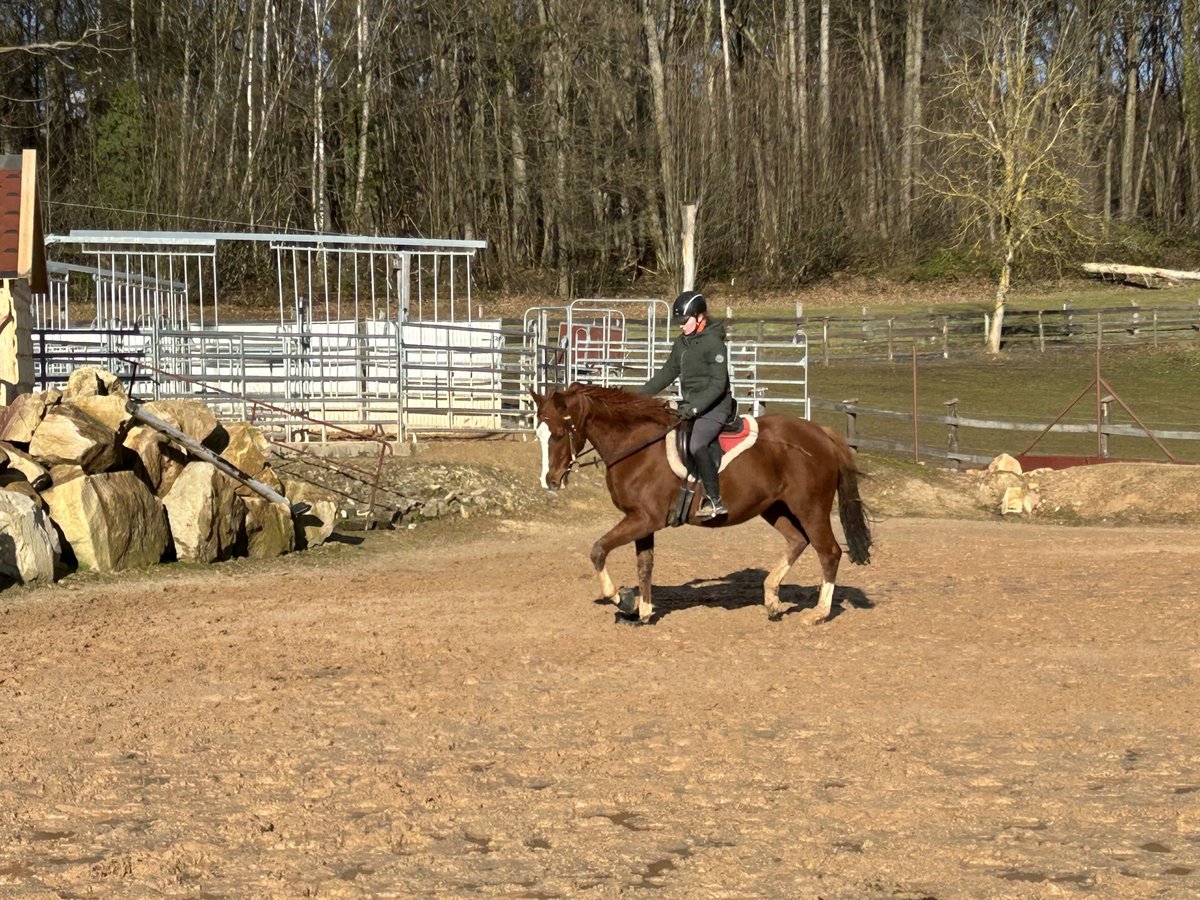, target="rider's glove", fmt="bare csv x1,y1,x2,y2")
679,405,697,420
